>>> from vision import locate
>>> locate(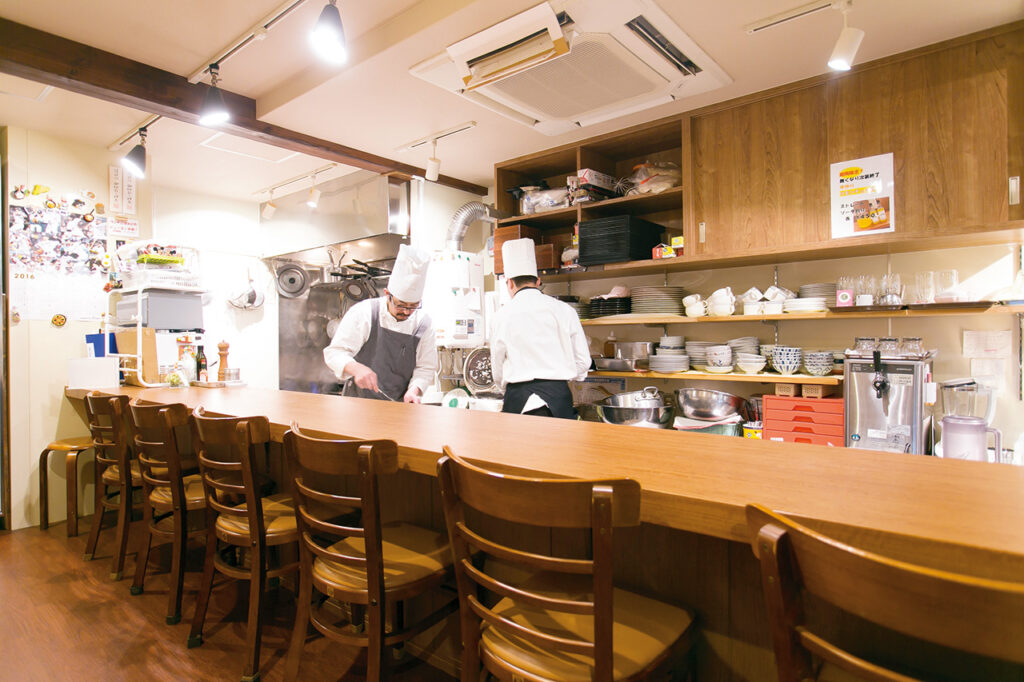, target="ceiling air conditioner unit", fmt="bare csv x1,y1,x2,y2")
411,0,731,136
